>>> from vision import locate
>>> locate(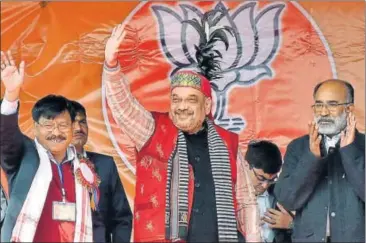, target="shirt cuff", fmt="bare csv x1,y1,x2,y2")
1,98,19,115
103,61,120,73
